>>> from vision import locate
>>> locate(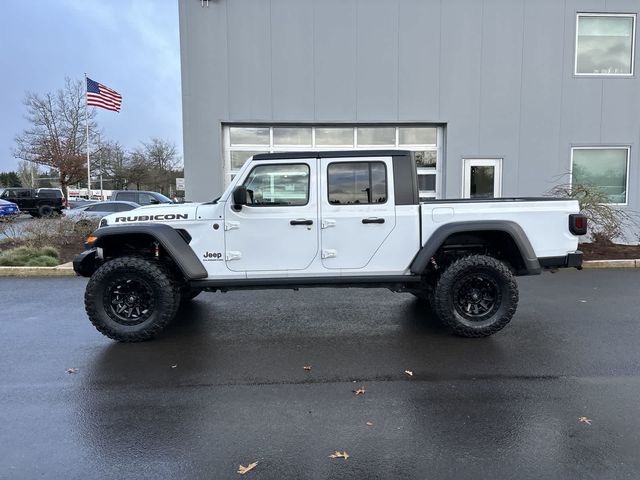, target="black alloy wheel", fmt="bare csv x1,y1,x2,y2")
432,254,518,337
